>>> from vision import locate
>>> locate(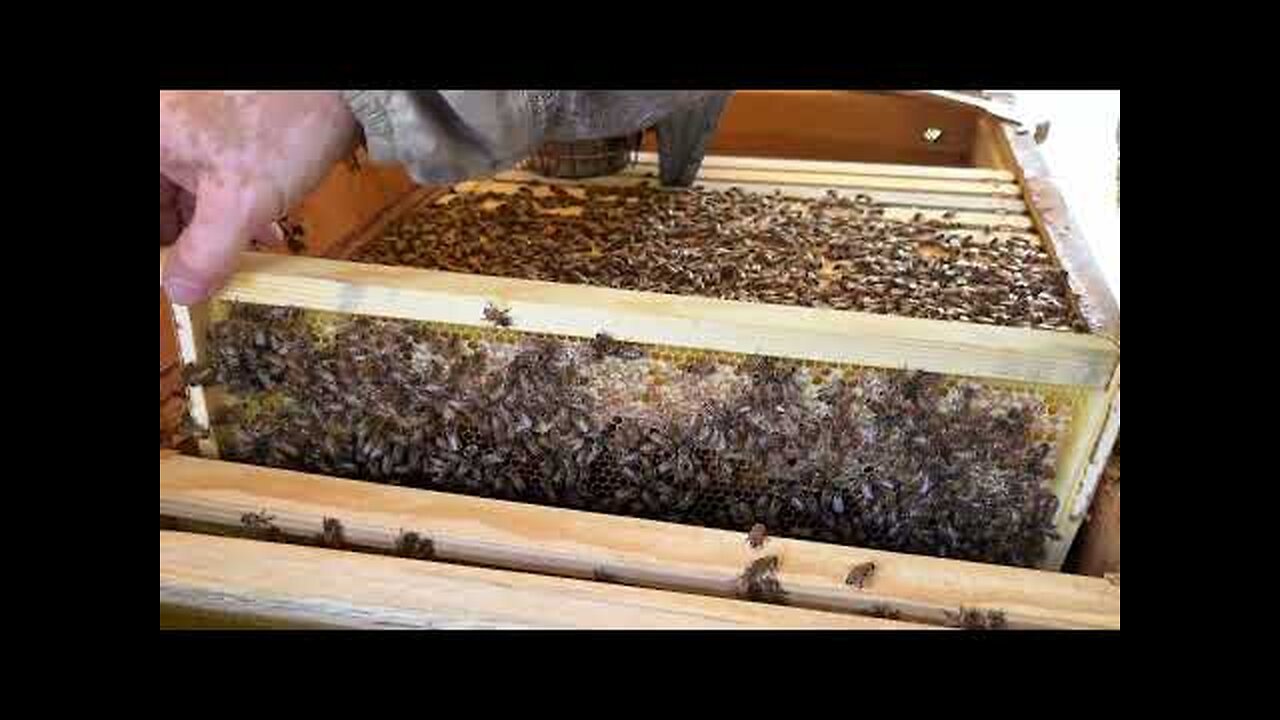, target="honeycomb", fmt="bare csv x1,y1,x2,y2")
193,301,1079,568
